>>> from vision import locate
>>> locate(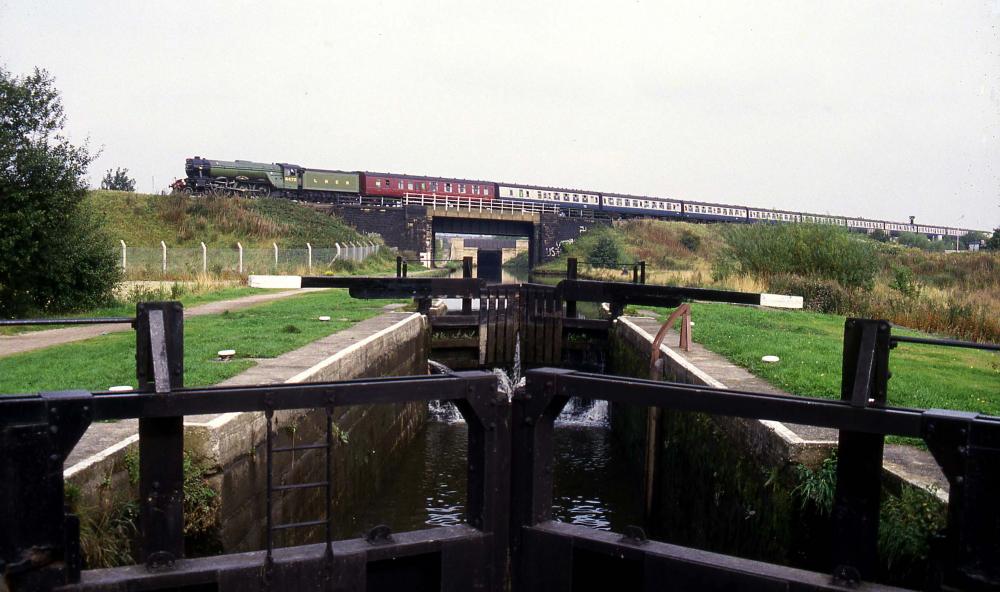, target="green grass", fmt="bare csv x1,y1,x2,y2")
0,289,400,394
648,303,998,416
86,191,371,248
